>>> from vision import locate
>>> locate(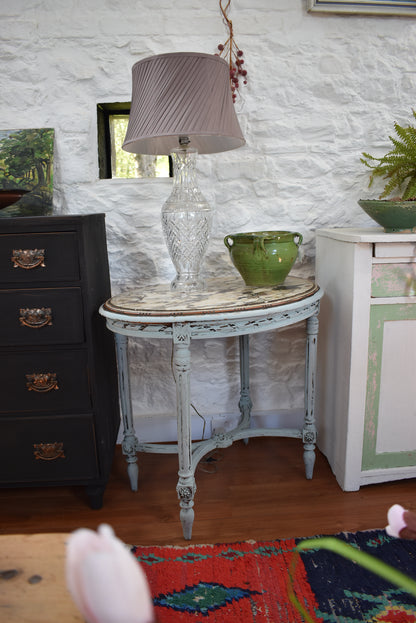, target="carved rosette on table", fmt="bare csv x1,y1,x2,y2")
177,484,195,504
